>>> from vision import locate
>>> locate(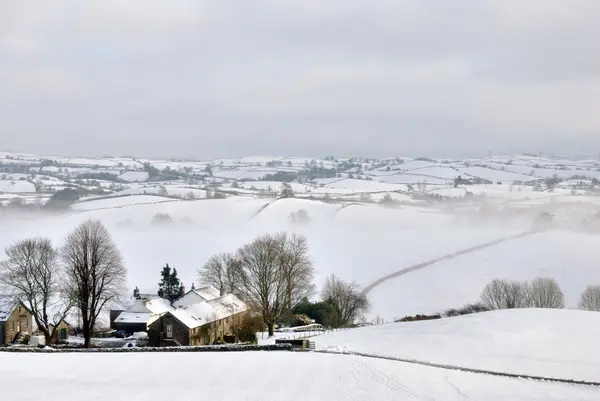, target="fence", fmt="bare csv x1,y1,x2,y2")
277,327,348,341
